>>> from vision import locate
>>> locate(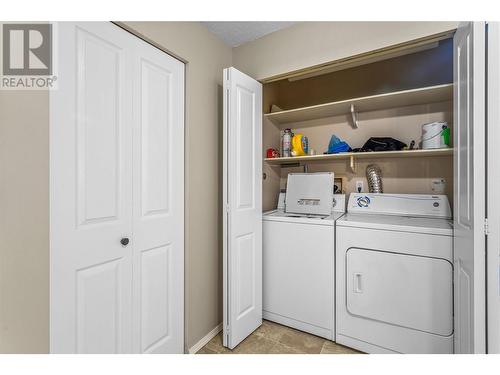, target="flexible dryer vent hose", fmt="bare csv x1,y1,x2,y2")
366,164,383,193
